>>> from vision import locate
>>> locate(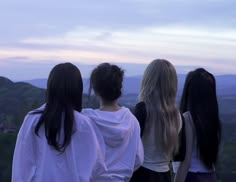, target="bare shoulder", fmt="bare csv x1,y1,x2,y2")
183,111,195,129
